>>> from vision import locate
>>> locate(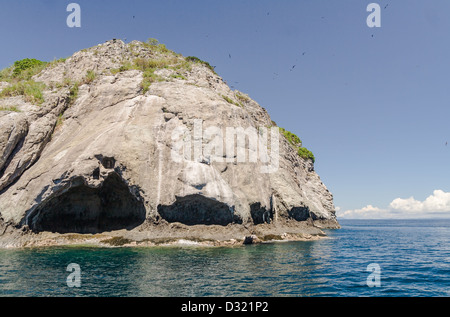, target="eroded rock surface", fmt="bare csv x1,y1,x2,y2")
0,40,339,247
